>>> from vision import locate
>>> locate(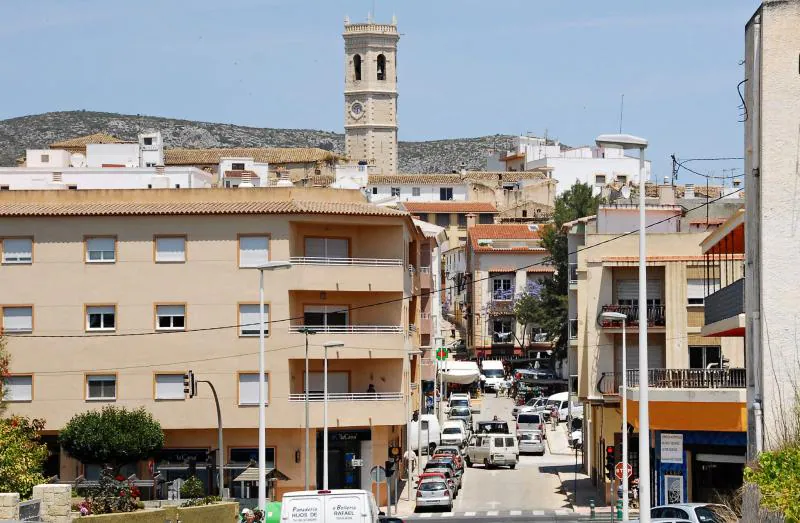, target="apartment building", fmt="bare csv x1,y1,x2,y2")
572,197,746,505
402,202,499,246
0,187,422,502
